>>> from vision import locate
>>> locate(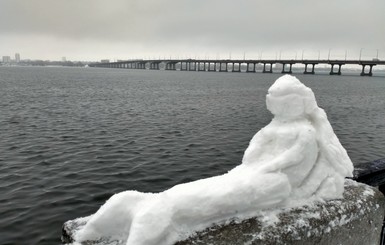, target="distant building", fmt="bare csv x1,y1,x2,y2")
2,56,11,63
15,53,20,63
101,59,110,63
62,57,67,62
